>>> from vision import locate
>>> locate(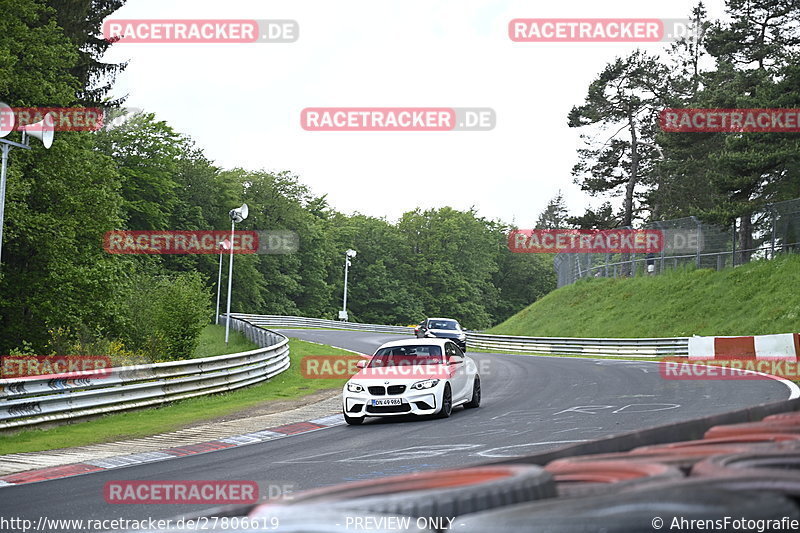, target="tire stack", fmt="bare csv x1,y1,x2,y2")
452,410,800,531
134,409,800,532
244,409,800,532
